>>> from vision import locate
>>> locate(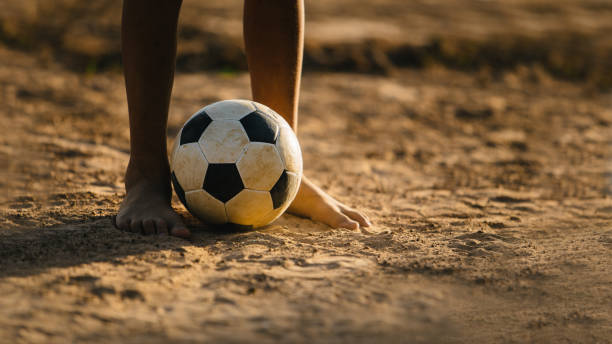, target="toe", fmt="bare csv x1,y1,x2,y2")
129,220,143,234
155,219,169,235
116,217,131,232
142,219,156,235
340,206,371,227
325,210,359,230
170,224,191,239
170,227,191,238
338,218,360,230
